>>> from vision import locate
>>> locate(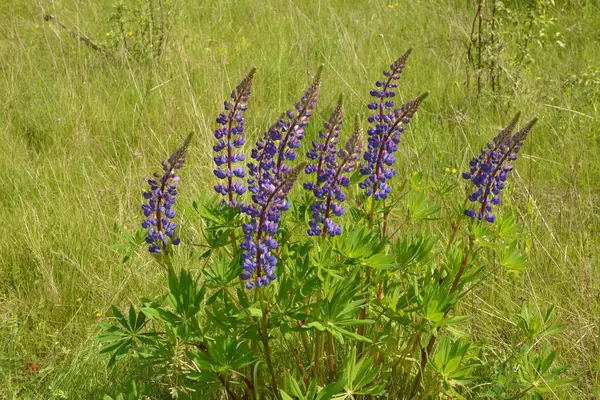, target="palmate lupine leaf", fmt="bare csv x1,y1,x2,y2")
340,347,386,396
280,375,344,400
98,305,159,367
188,335,255,378
304,275,374,344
